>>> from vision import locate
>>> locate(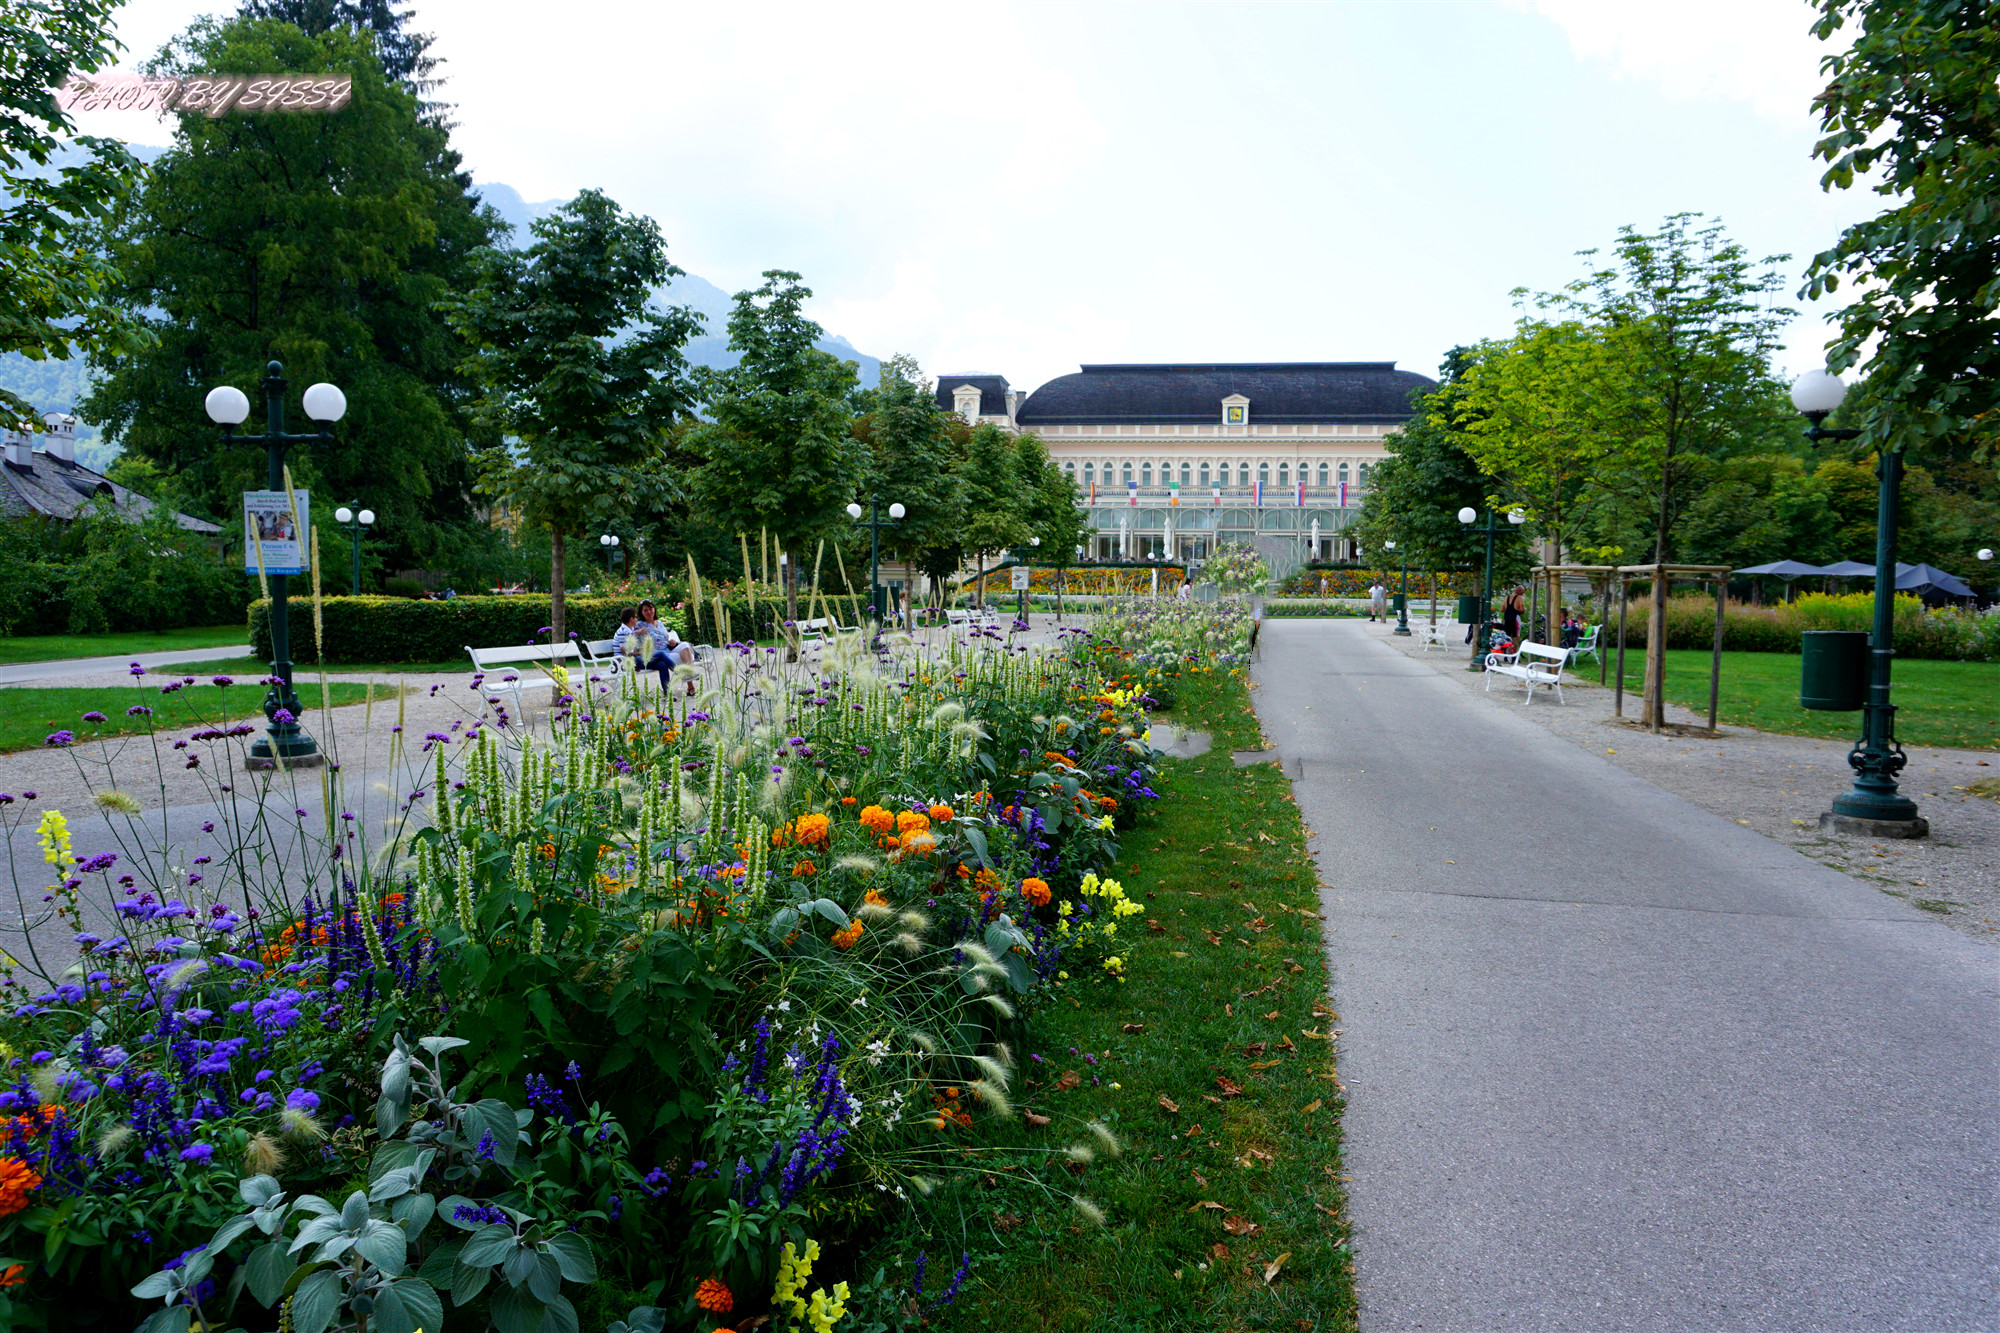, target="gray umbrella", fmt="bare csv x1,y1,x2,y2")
1734,560,1831,577
1818,560,1880,577
1895,563,1975,597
